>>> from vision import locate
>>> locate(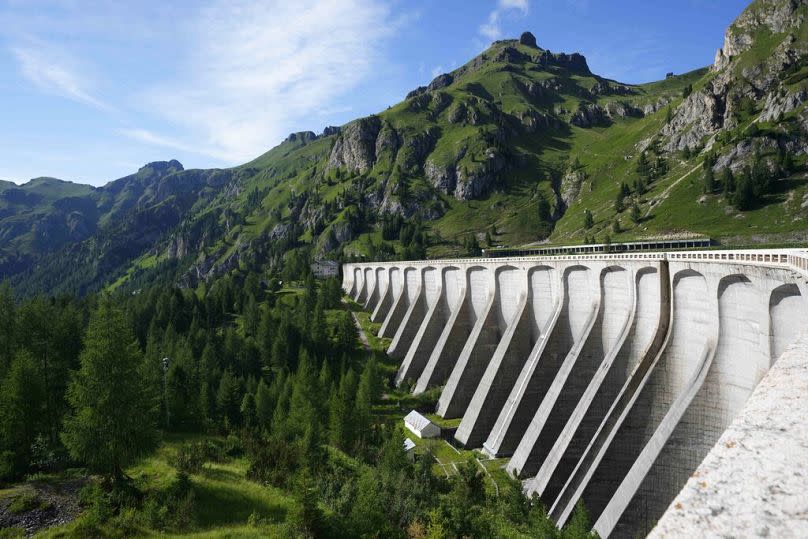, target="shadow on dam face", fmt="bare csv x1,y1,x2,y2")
343,252,808,538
